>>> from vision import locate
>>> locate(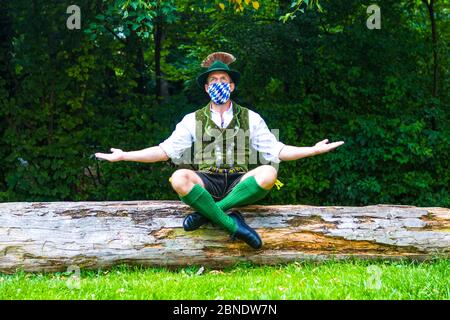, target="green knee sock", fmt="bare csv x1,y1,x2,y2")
217,176,270,212
179,184,237,234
